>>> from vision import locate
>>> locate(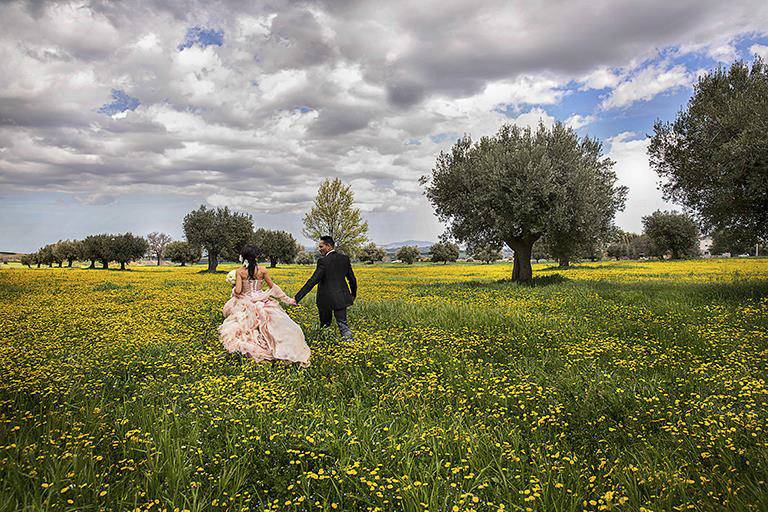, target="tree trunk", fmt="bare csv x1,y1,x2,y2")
157,254,161,266
207,252,218,272
270,258,277,268
120,261,126,270
507,237,536,282
67,259,73,267
58,261,63,268
180,262,186,267
37,262,41,268
558,257,570,268
89,260,96,269
102,260,109,269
